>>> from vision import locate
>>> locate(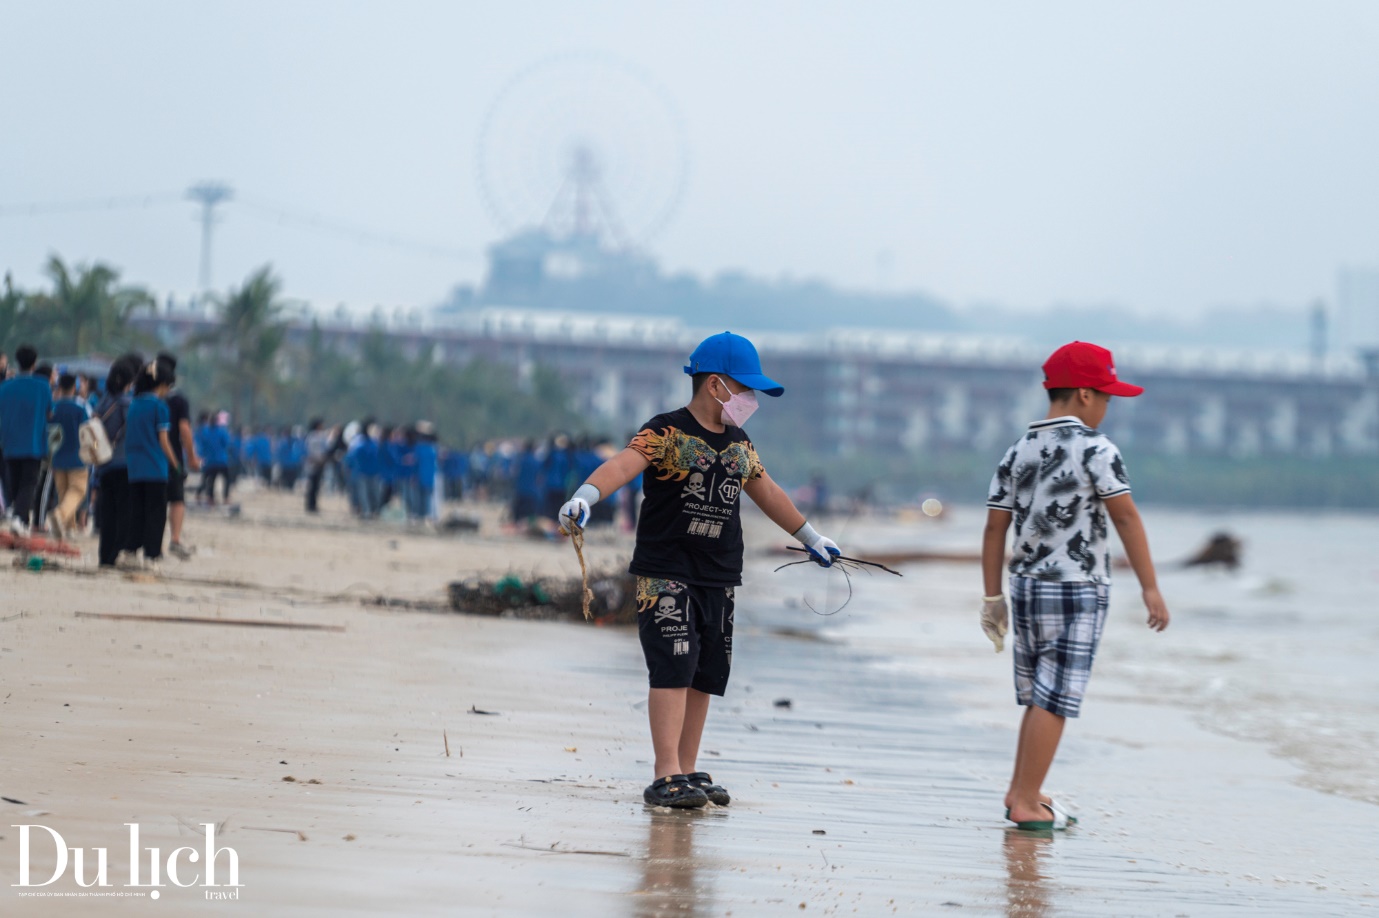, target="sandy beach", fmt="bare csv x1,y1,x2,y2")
2,490,1377,916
